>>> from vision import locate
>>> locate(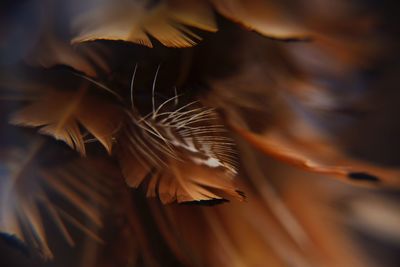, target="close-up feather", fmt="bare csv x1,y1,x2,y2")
1,0,400,266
